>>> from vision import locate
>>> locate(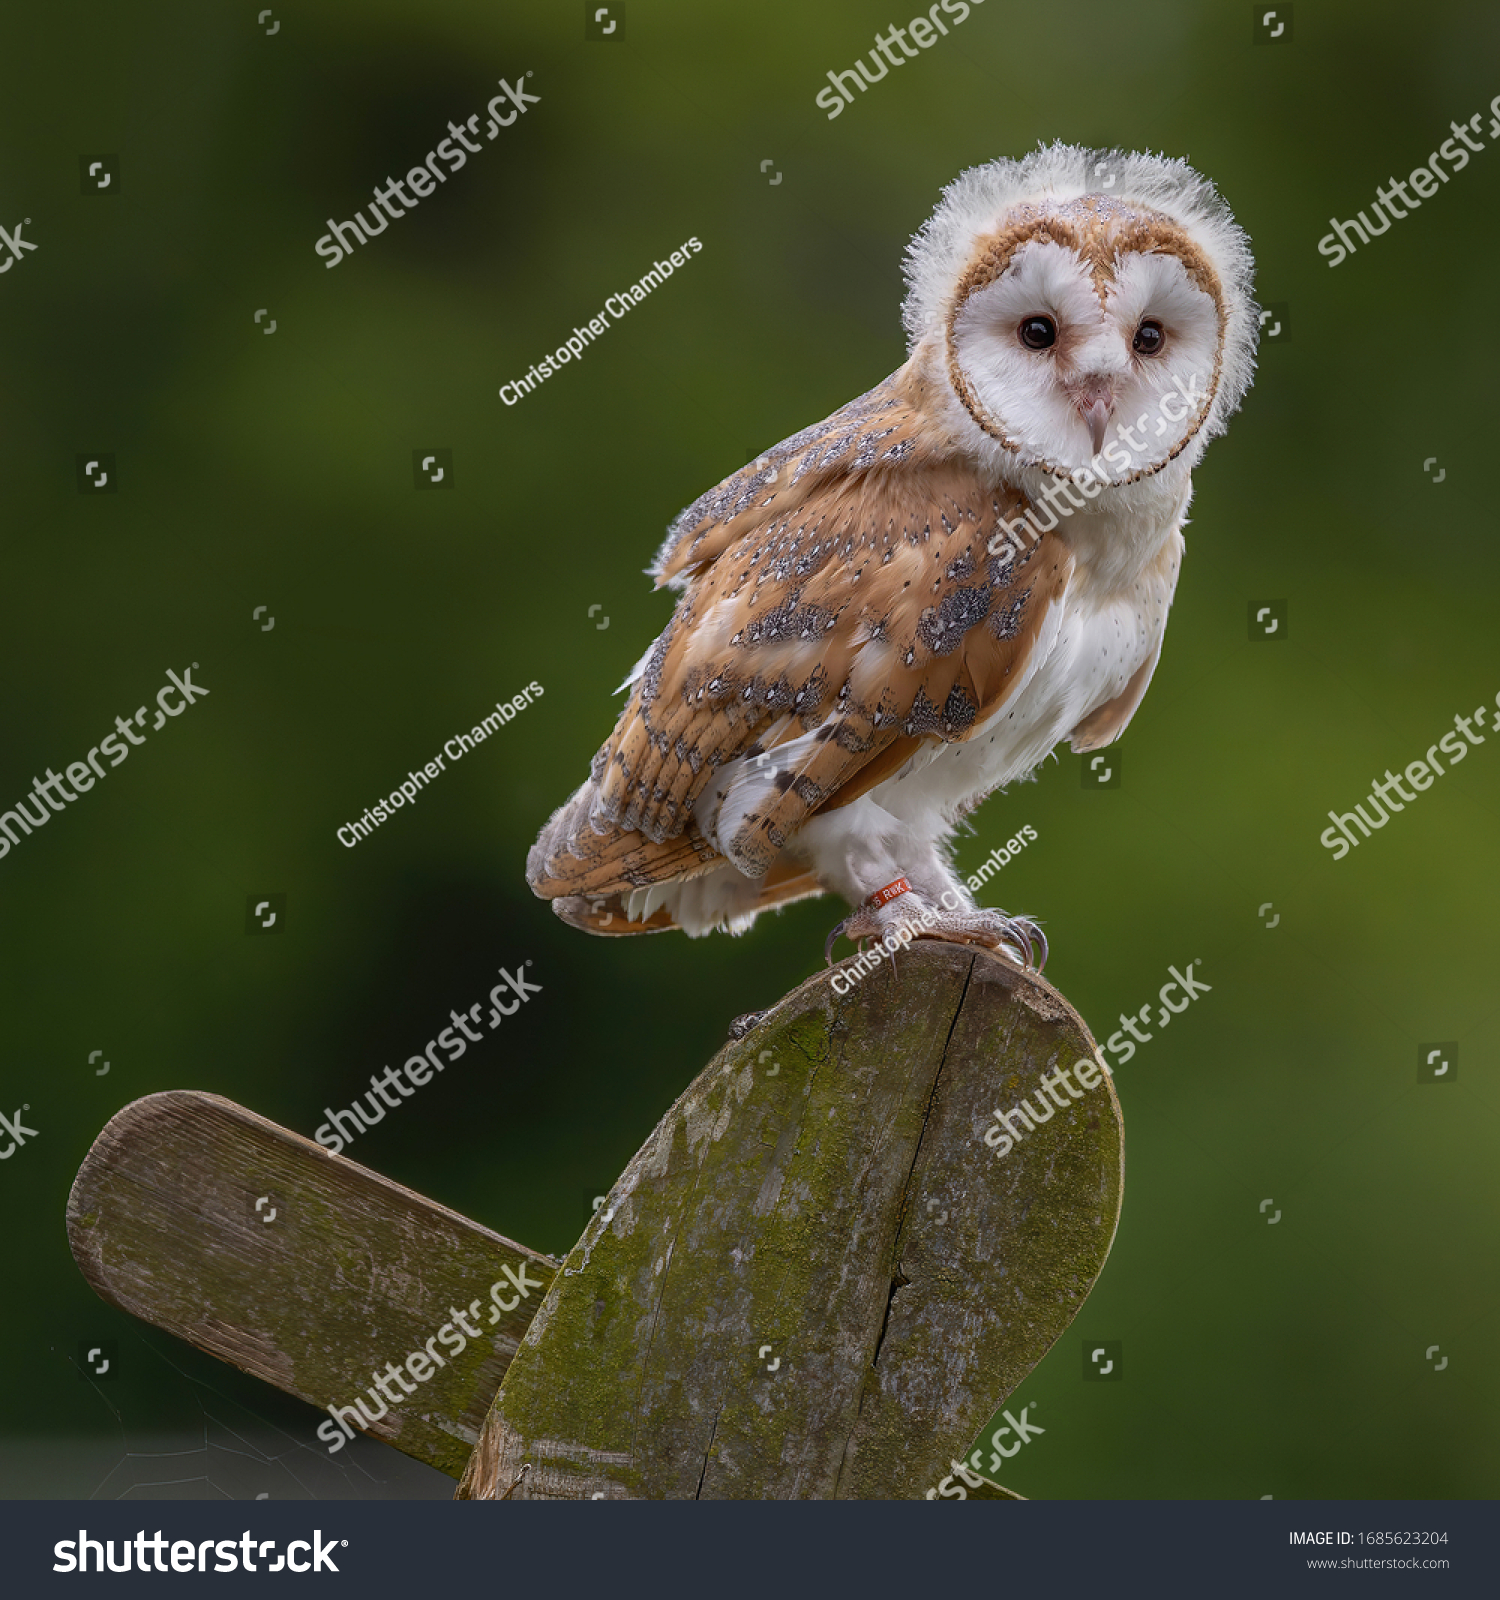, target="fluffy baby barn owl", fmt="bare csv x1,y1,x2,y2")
528,143,1257,964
